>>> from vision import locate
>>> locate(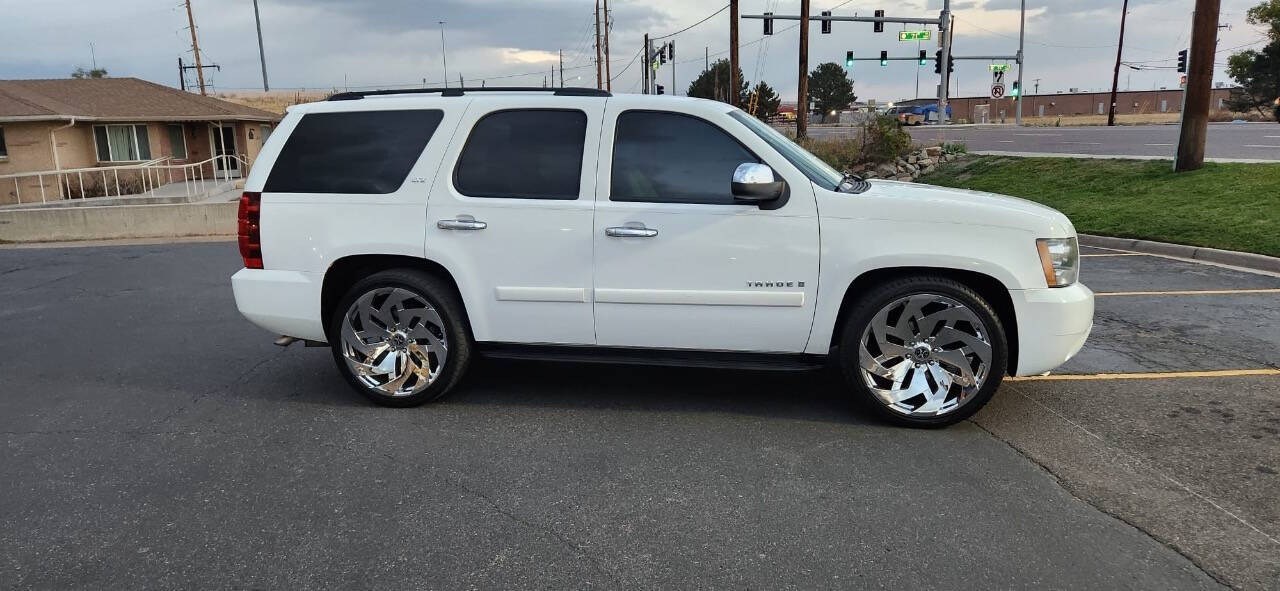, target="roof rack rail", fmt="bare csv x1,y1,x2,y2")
327,86,611,101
